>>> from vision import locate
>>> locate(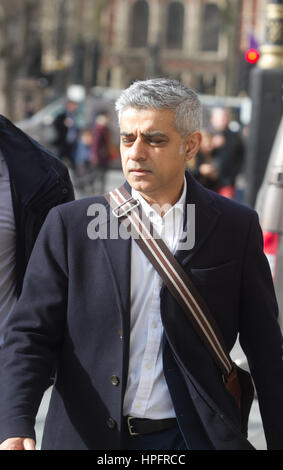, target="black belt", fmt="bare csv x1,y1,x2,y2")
125,416,177,436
